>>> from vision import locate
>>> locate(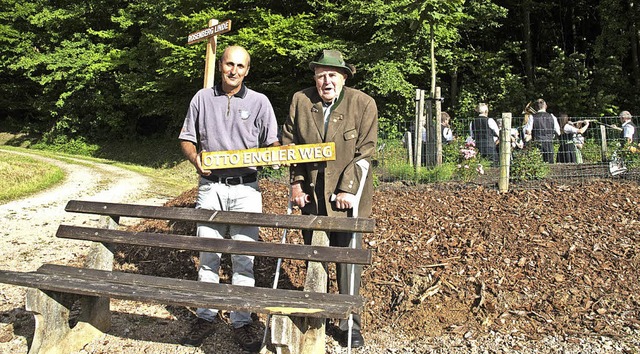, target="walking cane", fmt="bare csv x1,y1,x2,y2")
261,185,295,350
347,159,370,354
